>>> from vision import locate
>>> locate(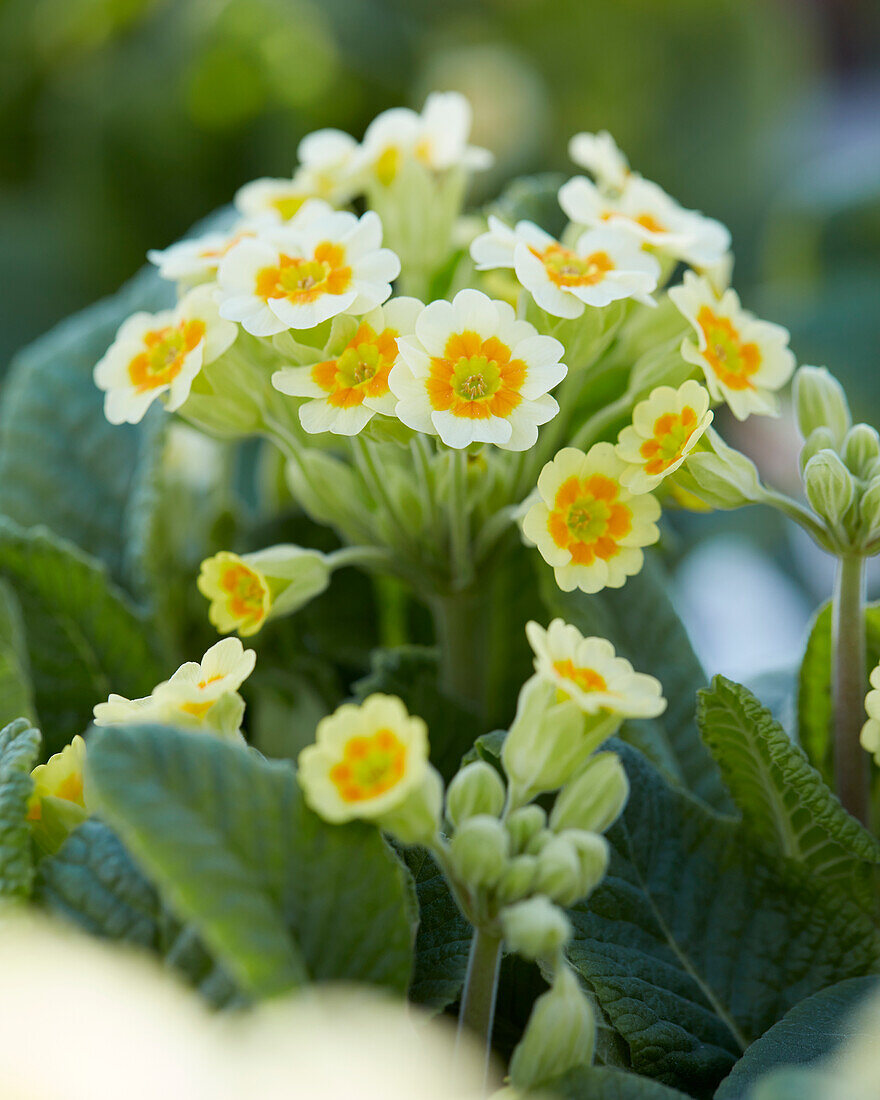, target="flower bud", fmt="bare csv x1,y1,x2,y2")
804,450,855,529
793,365,851,446
505,805,547,854
799,426,838,476
449,814,510,889
842,424,880,479
508,965,596,1091
377,767,443,847
533,836,583,906
680,428,764,510
285,449,374,544
564,830,610,899
445,761,506,828
525,827,554,857
550,752,629,834
496,854,539,904
859,477,880,539
501,896,572,960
